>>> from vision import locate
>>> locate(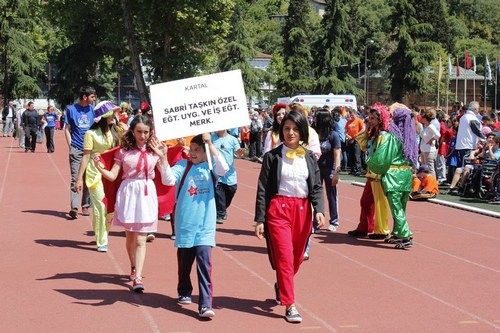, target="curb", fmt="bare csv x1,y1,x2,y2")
347,180,500,219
